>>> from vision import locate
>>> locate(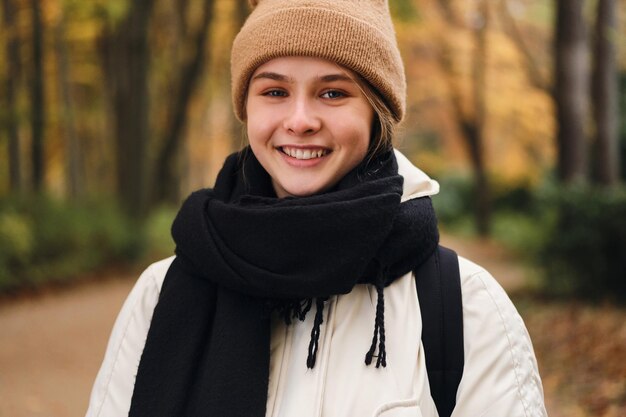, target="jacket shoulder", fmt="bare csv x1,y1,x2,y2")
453,255,546,416
144,256,175,291
85,256,174,417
